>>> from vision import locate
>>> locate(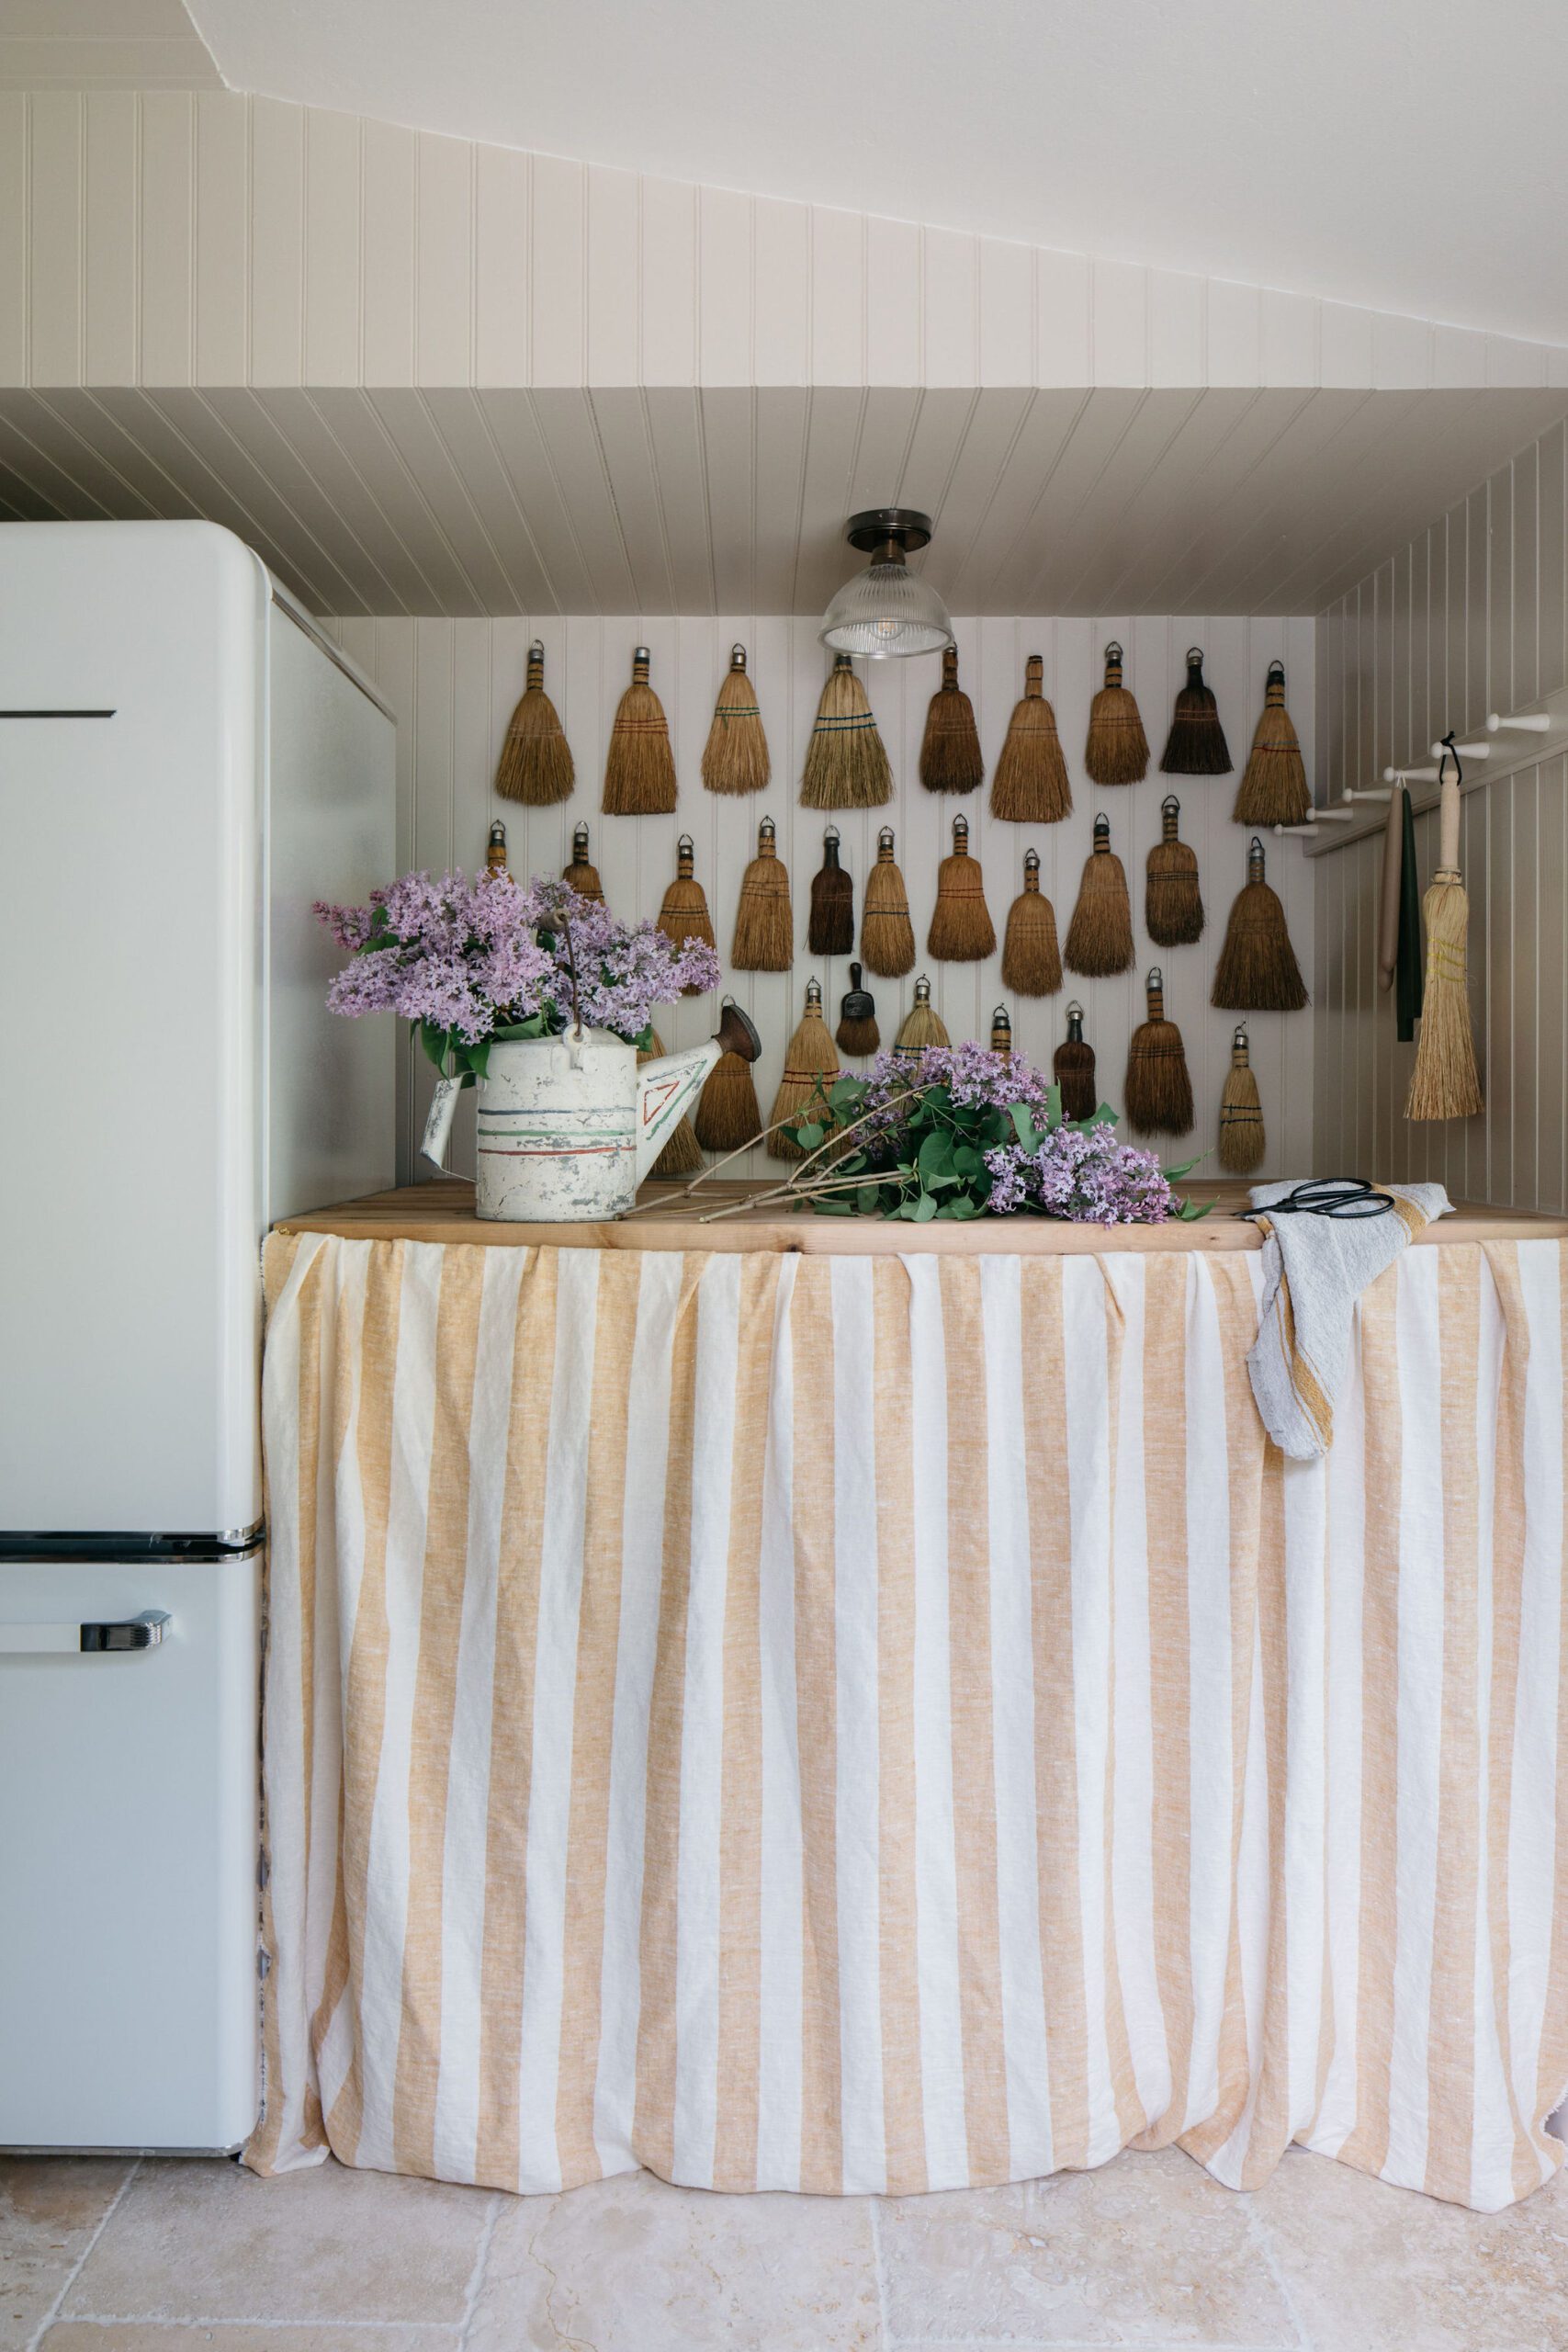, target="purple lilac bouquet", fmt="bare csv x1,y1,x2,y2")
315,868,720,1080
773,1039,1198,1225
